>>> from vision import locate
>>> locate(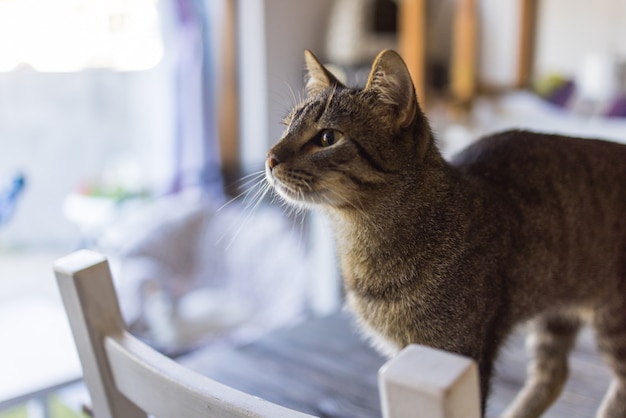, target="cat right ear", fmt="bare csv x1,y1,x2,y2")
365,49,417,129
304,50,343,96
